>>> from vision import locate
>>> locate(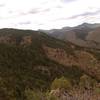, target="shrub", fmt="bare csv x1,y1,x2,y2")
79,74,97,89
25,89,44,100
51,76,72,90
